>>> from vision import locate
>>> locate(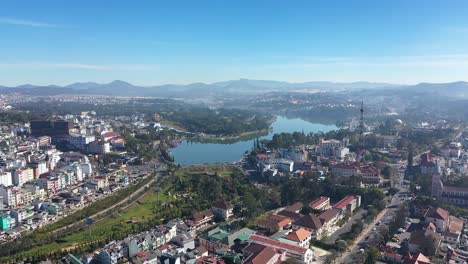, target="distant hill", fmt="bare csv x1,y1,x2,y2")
1,79,467,98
